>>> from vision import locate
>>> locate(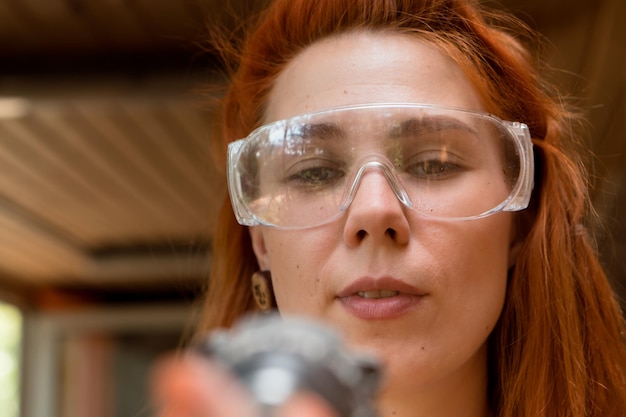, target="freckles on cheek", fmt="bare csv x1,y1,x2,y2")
264,227,338,313
435,220,511,303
